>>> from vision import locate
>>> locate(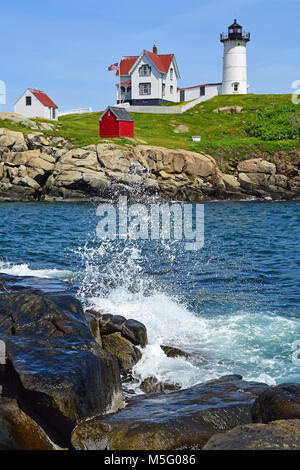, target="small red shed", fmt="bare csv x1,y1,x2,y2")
99,106,134,138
